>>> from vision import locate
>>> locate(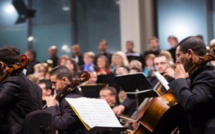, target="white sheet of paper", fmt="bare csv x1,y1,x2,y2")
153,71,170,91
65,97,123,129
